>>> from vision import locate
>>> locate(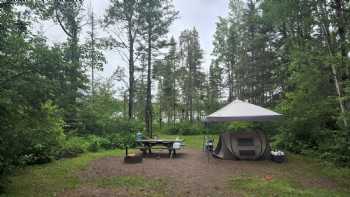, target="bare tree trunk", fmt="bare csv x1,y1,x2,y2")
173,59,176,127
189,59,193,122
228,64,234,102
90,12,95,99
319,16,348,127
159,79,163,130
123,91,127,119
128,26,135,120
329,57,348,127
145,27,153,137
